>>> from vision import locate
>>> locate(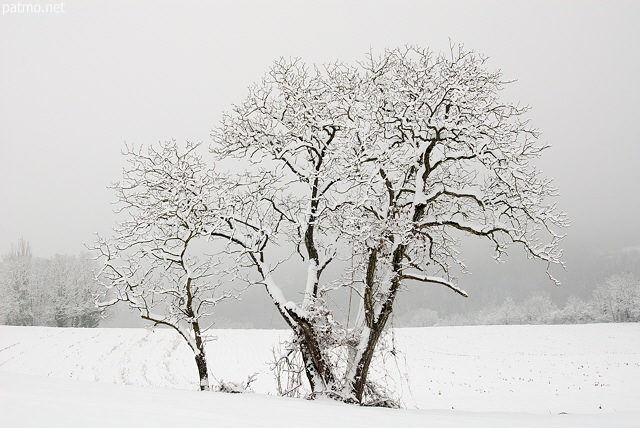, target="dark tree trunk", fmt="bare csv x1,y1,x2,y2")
352,244,405,403
352,325,382,402
192,320,210,391
194,351,209,391
182,276,210,391
286,308,335,394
